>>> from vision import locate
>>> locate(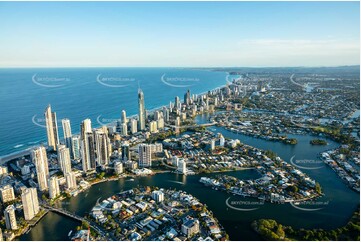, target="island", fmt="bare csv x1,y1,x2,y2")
310,139,328,145
72,187,228,241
